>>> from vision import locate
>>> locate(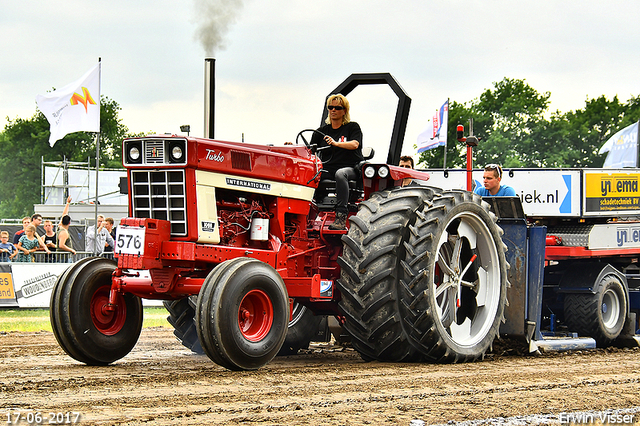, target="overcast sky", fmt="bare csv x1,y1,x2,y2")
2,1,639,162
